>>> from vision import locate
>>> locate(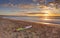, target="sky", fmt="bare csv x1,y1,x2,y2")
0,0,34,4
0,0,53,4
0,0,54,15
